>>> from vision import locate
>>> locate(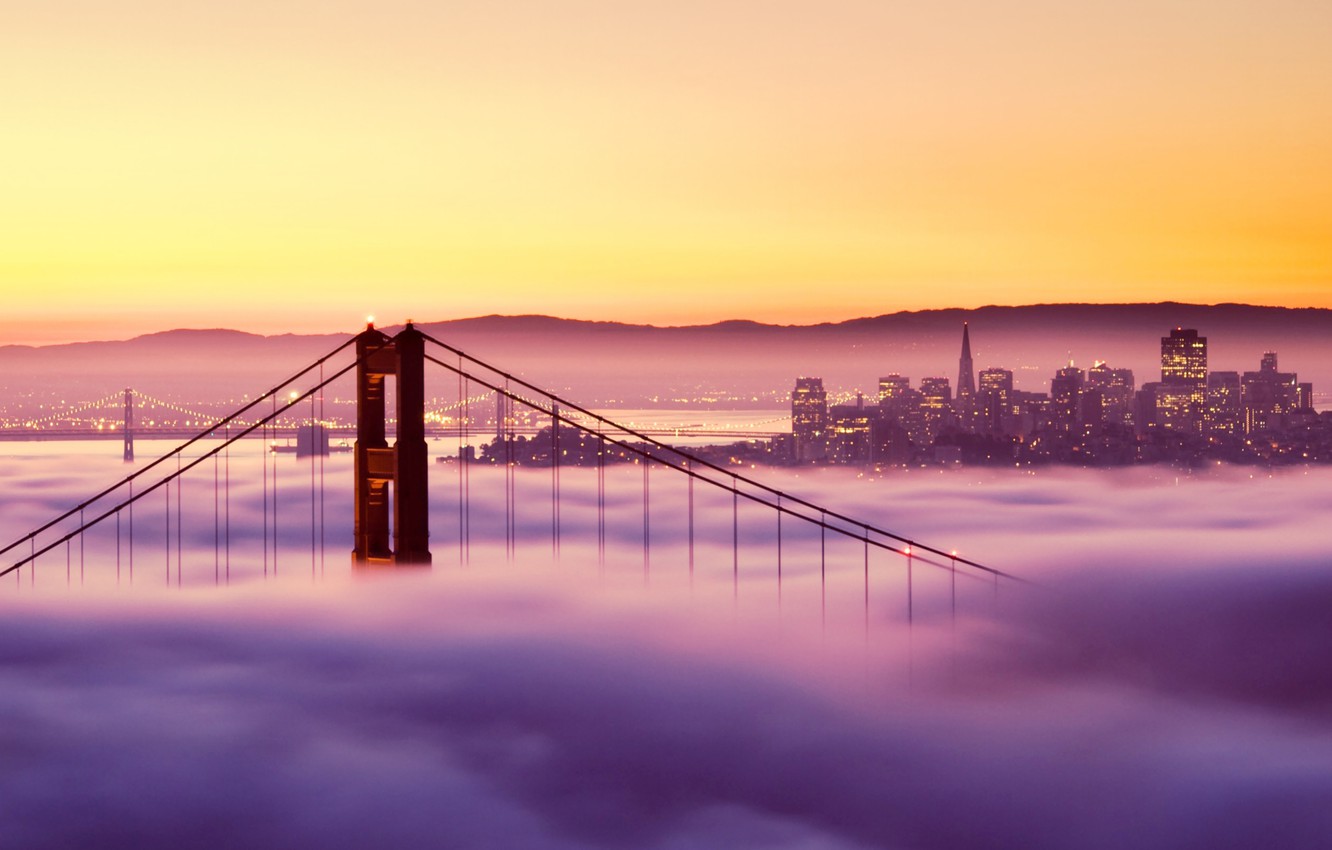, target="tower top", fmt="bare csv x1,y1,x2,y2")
957,322,976,397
